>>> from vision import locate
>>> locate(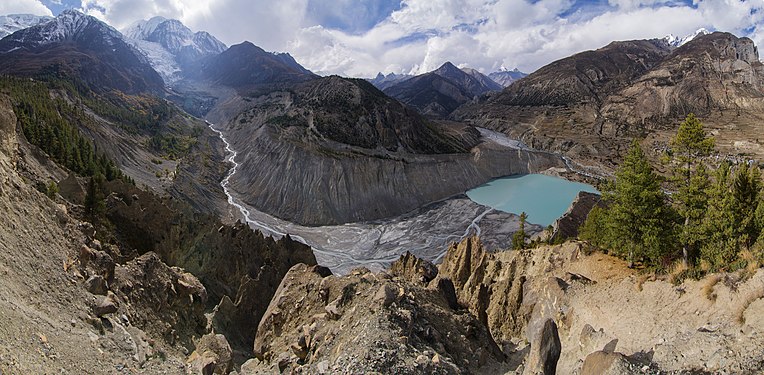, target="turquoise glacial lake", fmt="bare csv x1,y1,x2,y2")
466,174,599,227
